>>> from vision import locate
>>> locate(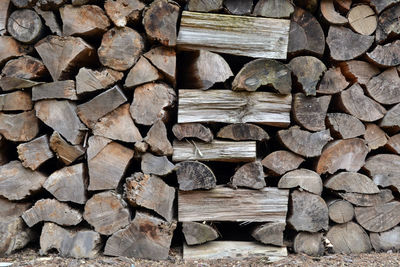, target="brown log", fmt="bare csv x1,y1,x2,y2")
369,0,399,13
366,40,400,67
141,153,175,176
366,68,400,105
355,201,400,232
261,150,305,176
339,60,380,85
376,3,400,43
293,93,331,131
125,172,175,222
328,199,354,224
339,189,394,207
370,226,400,252
32,80,78,101
217,123,269,142
0,0,10,36
49,131,85,165
36,0,66,10
2,55,48,80
364,123,388,150
7,9,43,44
251,222,285,246
17,135,53,171
317,67,349,94
76,67,123,95
316,138,368,174
380,103,400,131
0,91,32,111
348,5,377,36
34,7,62,36
386,133,400,154
364,154,400,191
83,191,130,235
0,198,30,220
230,161,265,190
182,222,219,245
278,168,322,195
125,56,162,89
173,123,213,142
252,0,293,18
326,222,372,254
143,46,176,84
144,120,173,156
320,0,347,25
0,111,39,142
0,76,42,91
176,161,216,191
187,0,222,12
326,113,365,139
0,217,34,256
325,172,379,194
0,36,30,65
104,0,145,27
293,232,324,256
223,0,252,15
